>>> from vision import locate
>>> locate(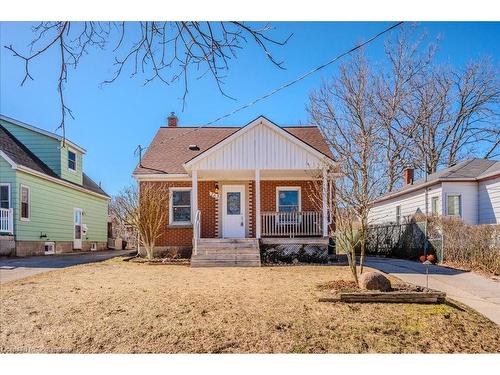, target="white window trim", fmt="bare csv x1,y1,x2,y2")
276,186,302,212
68,148,77,173
20,184,30,221
0,183,11,209
445,193,462,217
169,187,192,225
431,196,440,215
